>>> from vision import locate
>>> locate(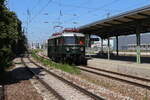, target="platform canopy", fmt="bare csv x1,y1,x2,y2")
79,5,150,39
